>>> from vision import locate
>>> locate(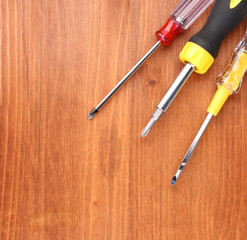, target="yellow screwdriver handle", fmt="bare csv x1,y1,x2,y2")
207,31,247,116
